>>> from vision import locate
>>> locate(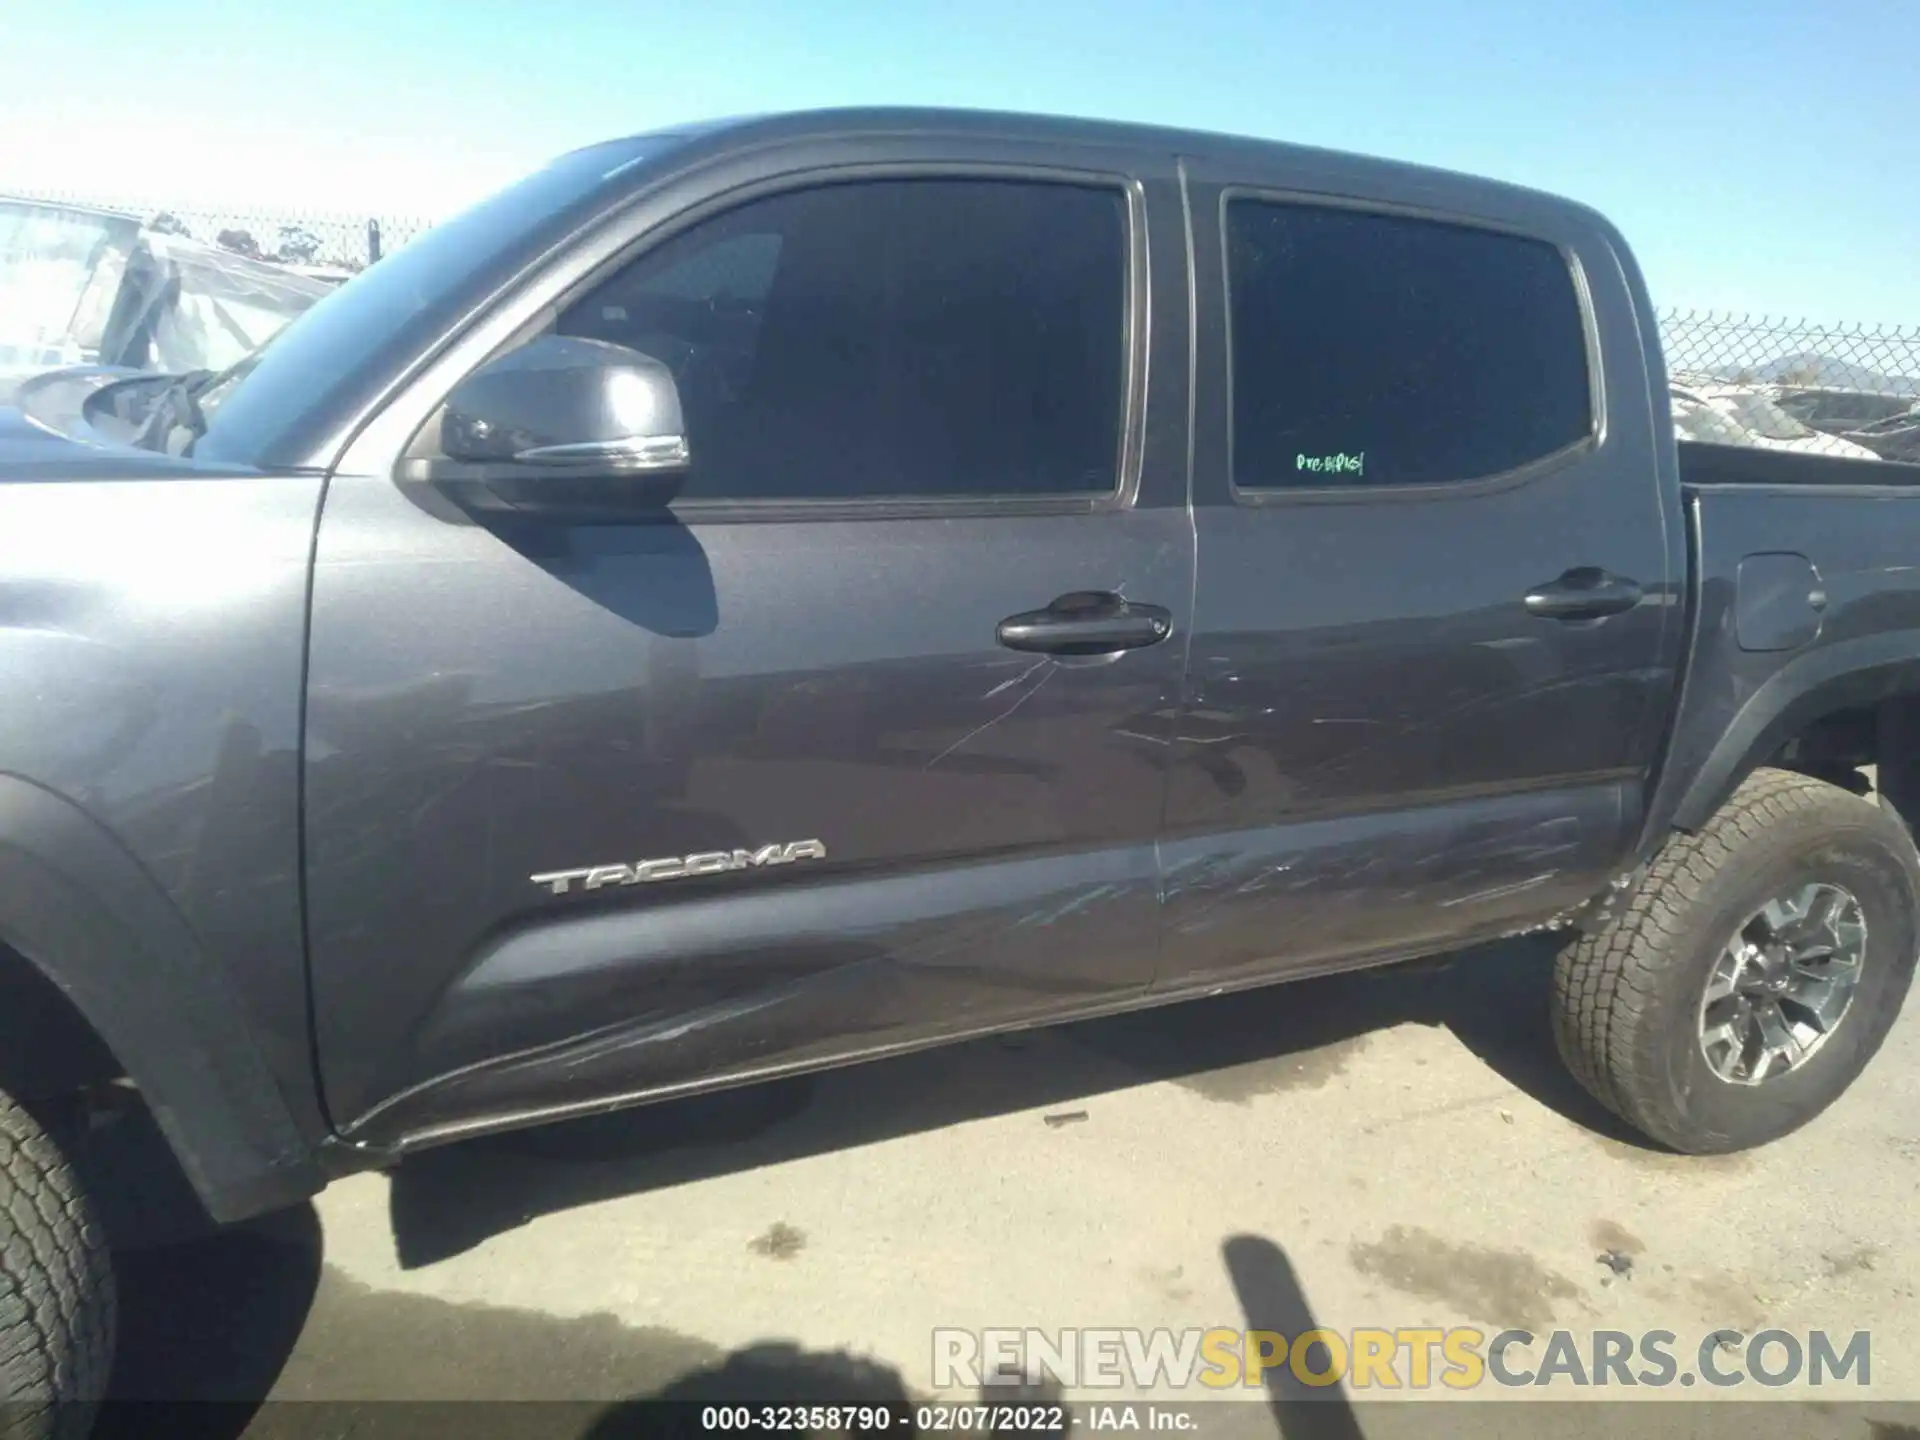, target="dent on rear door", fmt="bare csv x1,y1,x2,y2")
1155,175,1677,986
